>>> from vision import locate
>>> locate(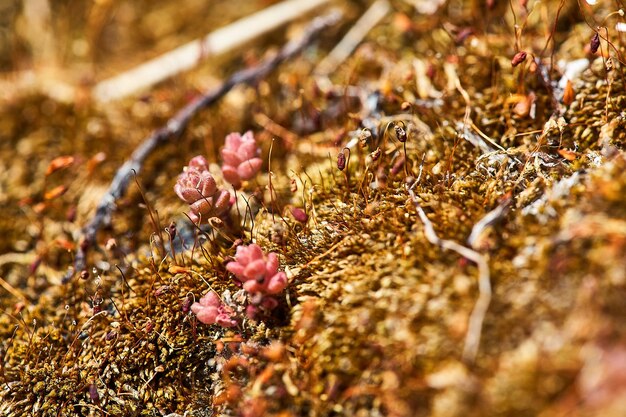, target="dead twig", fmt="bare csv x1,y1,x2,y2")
467,198,511,249
64,11,342,283
408,190,492,364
